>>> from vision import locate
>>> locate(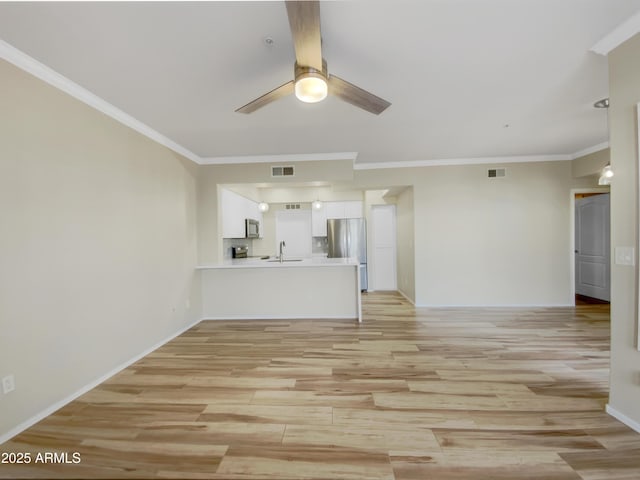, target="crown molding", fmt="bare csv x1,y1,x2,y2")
570,141,609,159
591,10,640,55
0,39,202,164
354,141,610,171
354,154,573,170
200,151,358,165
